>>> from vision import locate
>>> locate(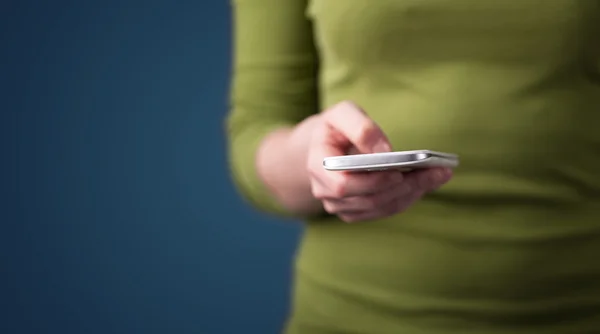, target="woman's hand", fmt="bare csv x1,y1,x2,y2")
306,101,453,223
